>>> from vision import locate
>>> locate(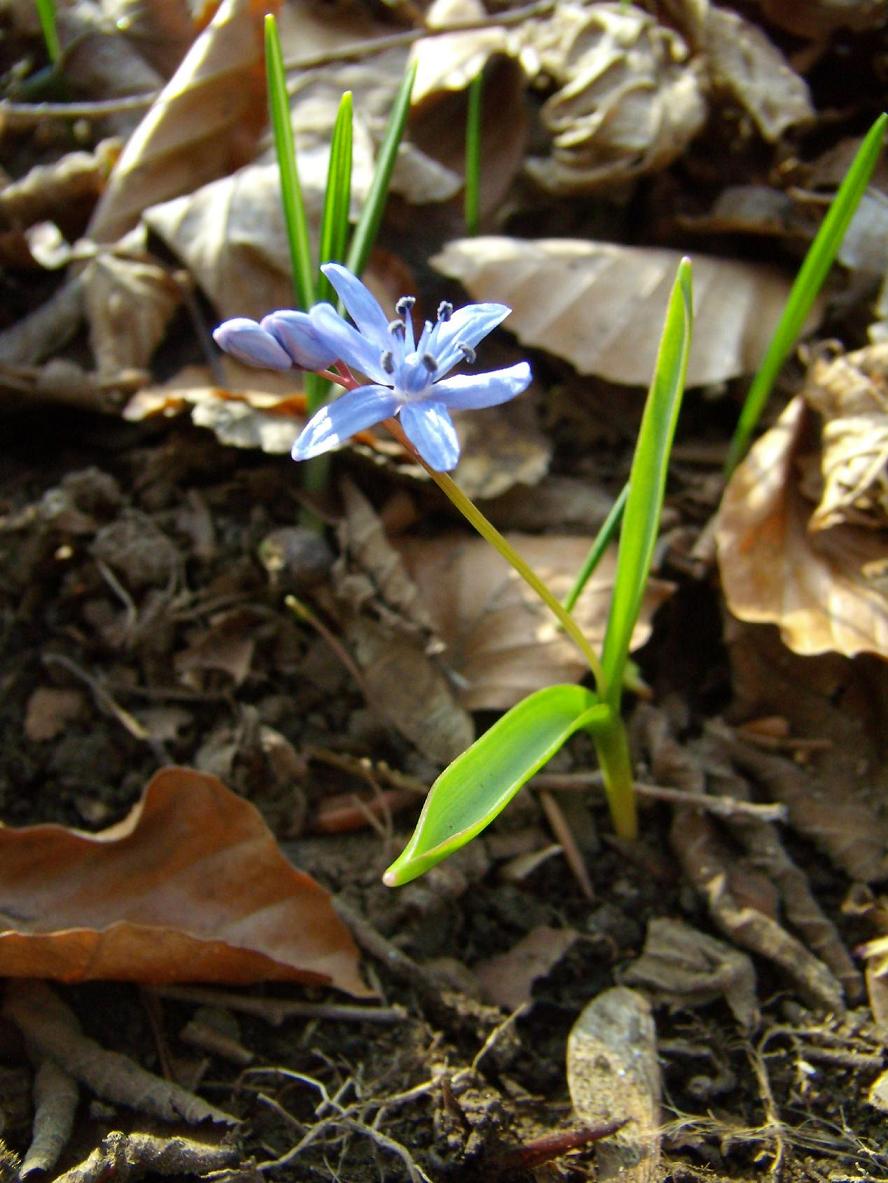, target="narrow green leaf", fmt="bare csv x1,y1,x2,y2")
35,0,61,63
345,59,417,278
317,91,354,307
265,14,315,312
383,686,611,886
563,482,629,615
726,112,887,475
464,69,483,236
600,259,693,704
